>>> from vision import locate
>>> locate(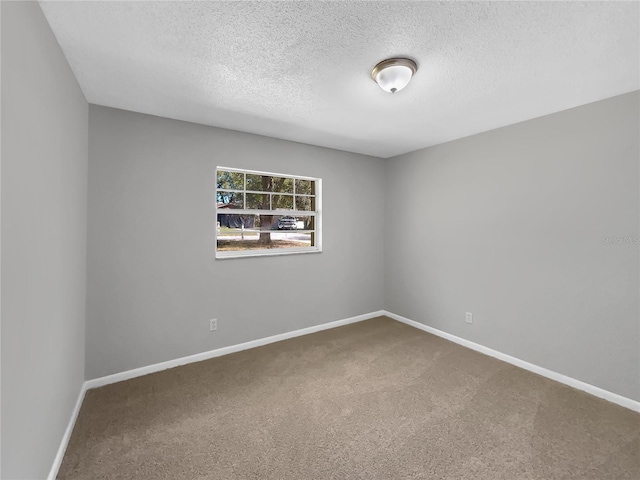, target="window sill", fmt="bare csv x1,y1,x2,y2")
215,247,322,260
